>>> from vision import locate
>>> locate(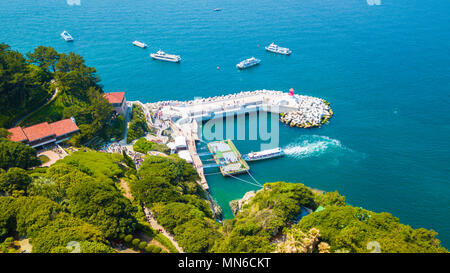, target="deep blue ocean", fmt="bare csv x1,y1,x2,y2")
1,0,449,247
